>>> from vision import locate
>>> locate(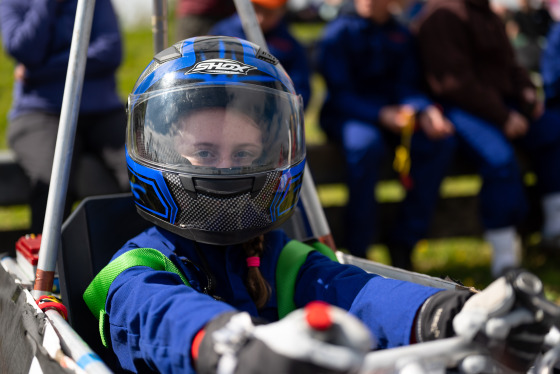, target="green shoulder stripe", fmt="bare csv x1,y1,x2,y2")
276,240,338,319
83,247,191,347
